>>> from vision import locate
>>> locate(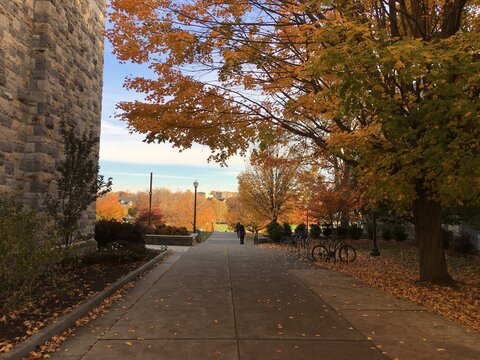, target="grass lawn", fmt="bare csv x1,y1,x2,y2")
214,223,229,232
198,231,213,242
